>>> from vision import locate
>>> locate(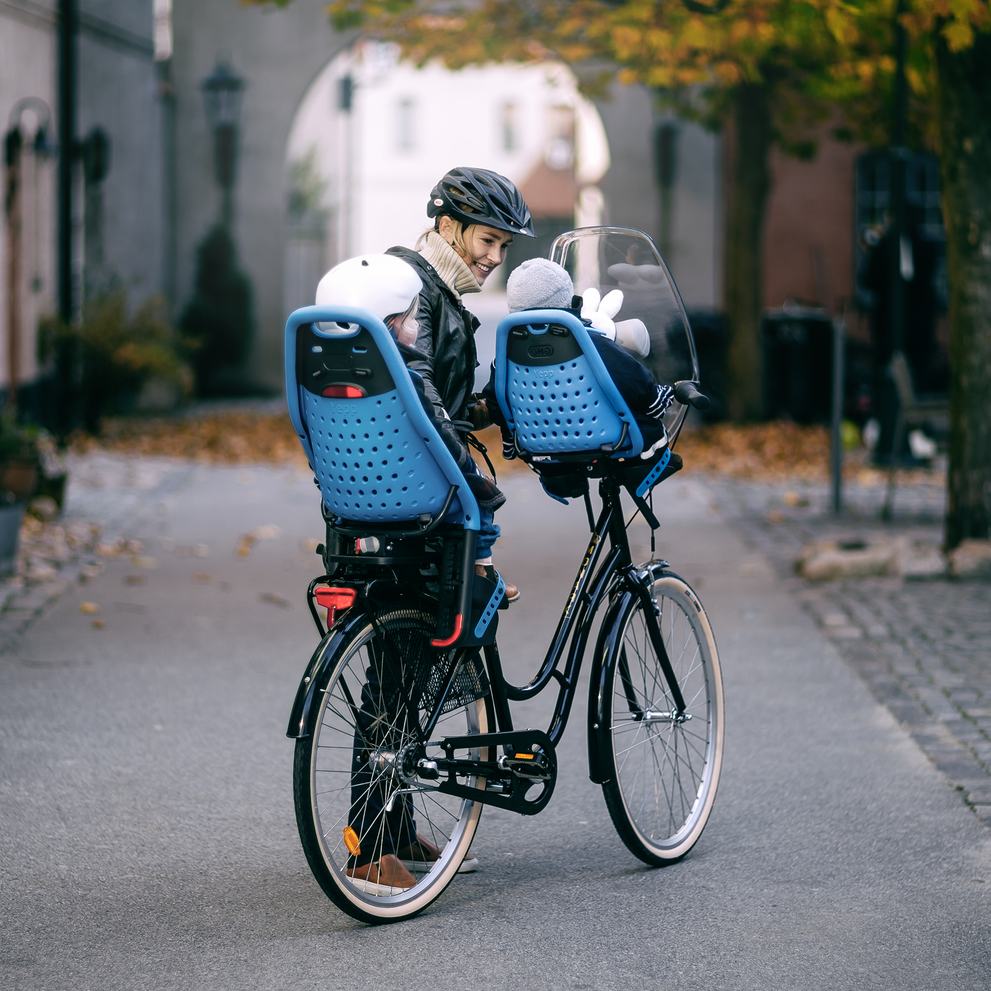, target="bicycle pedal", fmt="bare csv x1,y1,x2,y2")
497,748,553,781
